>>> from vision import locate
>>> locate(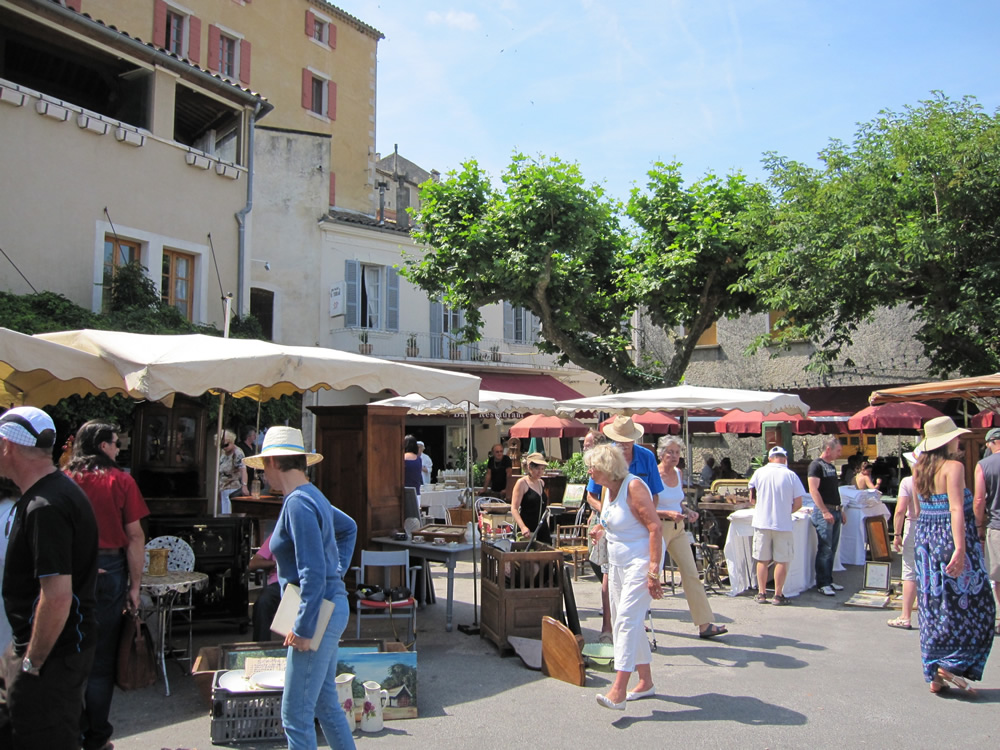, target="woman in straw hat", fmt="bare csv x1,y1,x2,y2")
510,452,551,543
585,442,664,710
244,427,357,749
912,416,994,694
